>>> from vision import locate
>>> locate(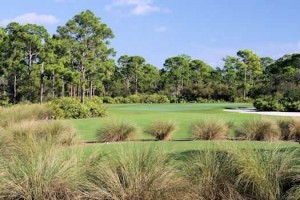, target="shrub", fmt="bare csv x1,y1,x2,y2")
128,95,142,103
101,96,115,104
192,120,229,140
96,120,137,142
141,94,170,104
145,121,177,140
47,97,106,119
0,104,53,127
84,147,187,200
0,141,83,199
236,119,280,141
